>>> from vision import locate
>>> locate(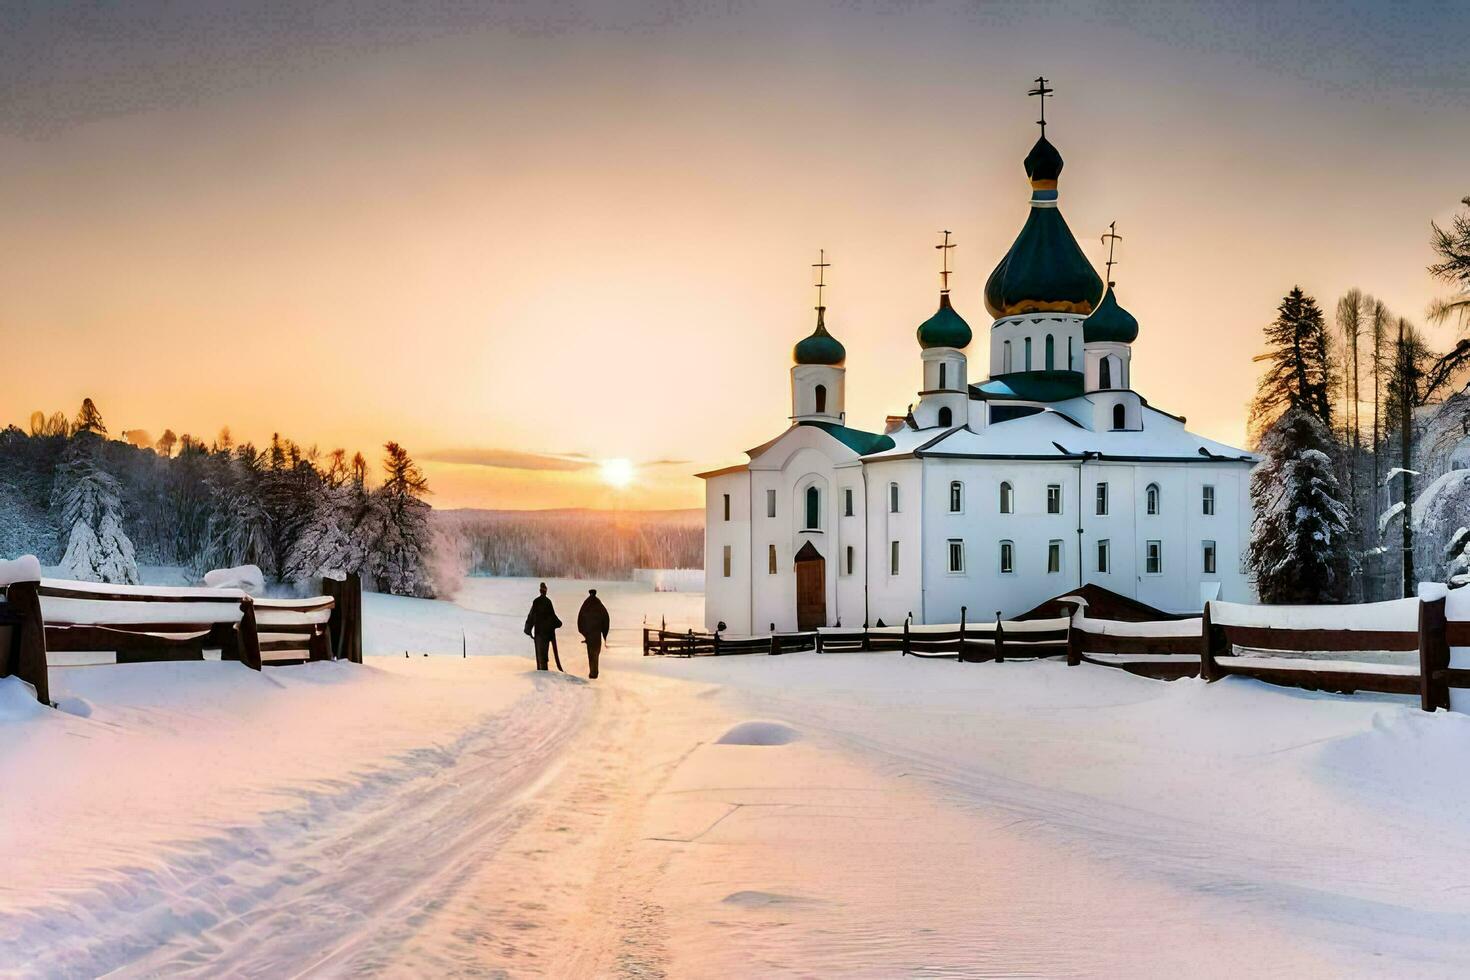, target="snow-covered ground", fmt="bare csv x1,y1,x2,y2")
3,576,1470,976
